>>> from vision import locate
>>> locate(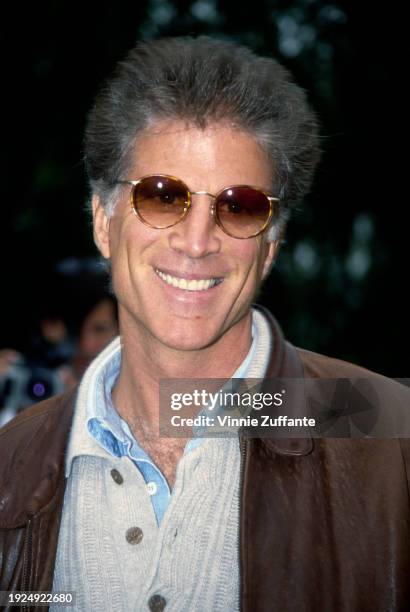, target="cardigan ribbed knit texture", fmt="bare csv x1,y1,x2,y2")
51,309,272,611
